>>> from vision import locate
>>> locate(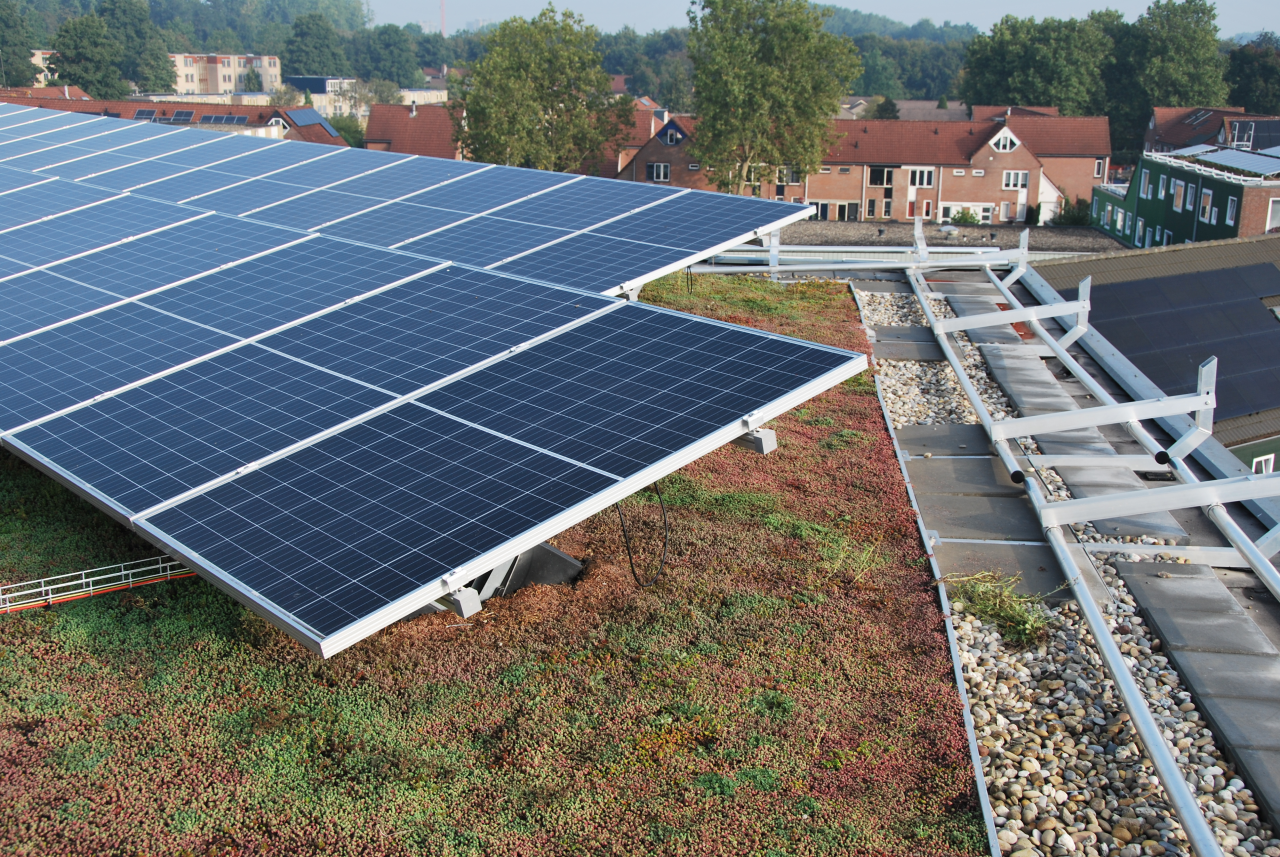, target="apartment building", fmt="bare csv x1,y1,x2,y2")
622,109,1110,225
171,53,281,95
